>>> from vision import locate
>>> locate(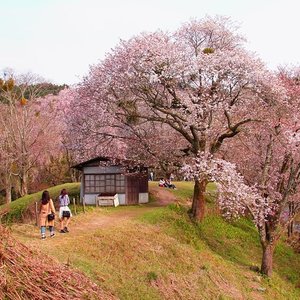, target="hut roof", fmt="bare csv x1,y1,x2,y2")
72,156,148,171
